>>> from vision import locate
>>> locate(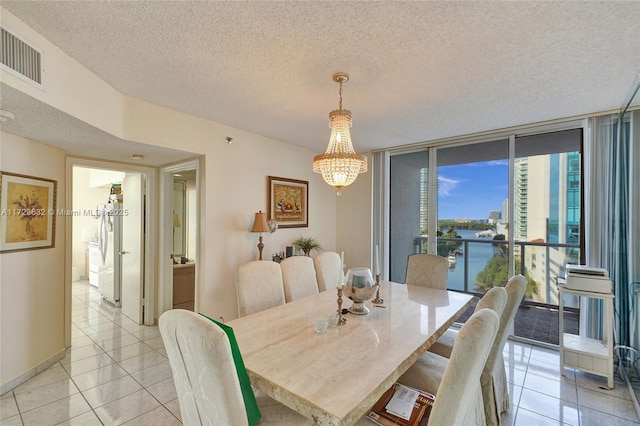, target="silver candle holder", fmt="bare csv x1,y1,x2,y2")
372,274,384,305
337,287,347,325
